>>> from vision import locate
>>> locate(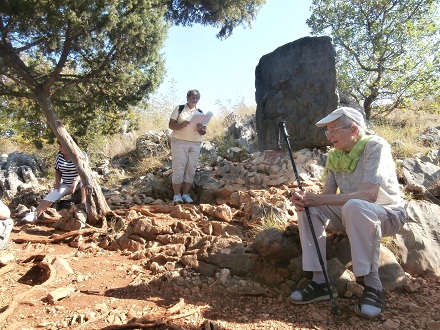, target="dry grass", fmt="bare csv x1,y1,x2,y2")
132,151,170,177
101,132,139,159
101,104,439,173
369,106,439,202
205,104,256,140
381,236,402,263
370,107,440,160
246,203,290,239
0,138,20,155
0,137,57,157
